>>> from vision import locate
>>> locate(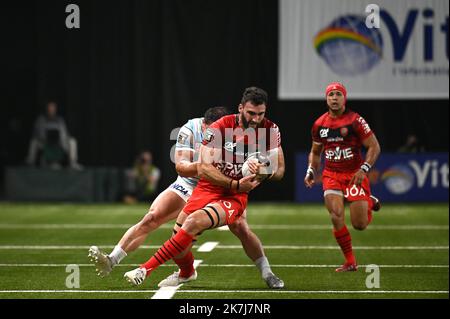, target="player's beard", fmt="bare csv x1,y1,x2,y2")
240,113,258,129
